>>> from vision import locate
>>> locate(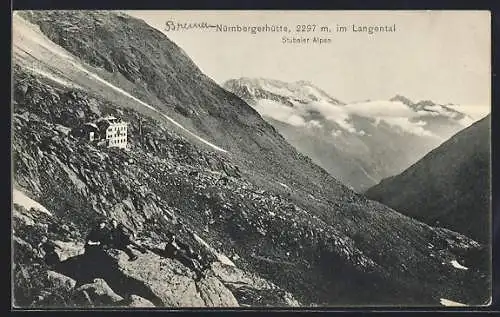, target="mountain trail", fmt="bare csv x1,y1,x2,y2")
13,14,228,154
